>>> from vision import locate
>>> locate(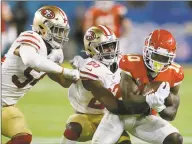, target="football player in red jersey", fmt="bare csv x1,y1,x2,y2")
92,29,184,144
83,1,131,38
